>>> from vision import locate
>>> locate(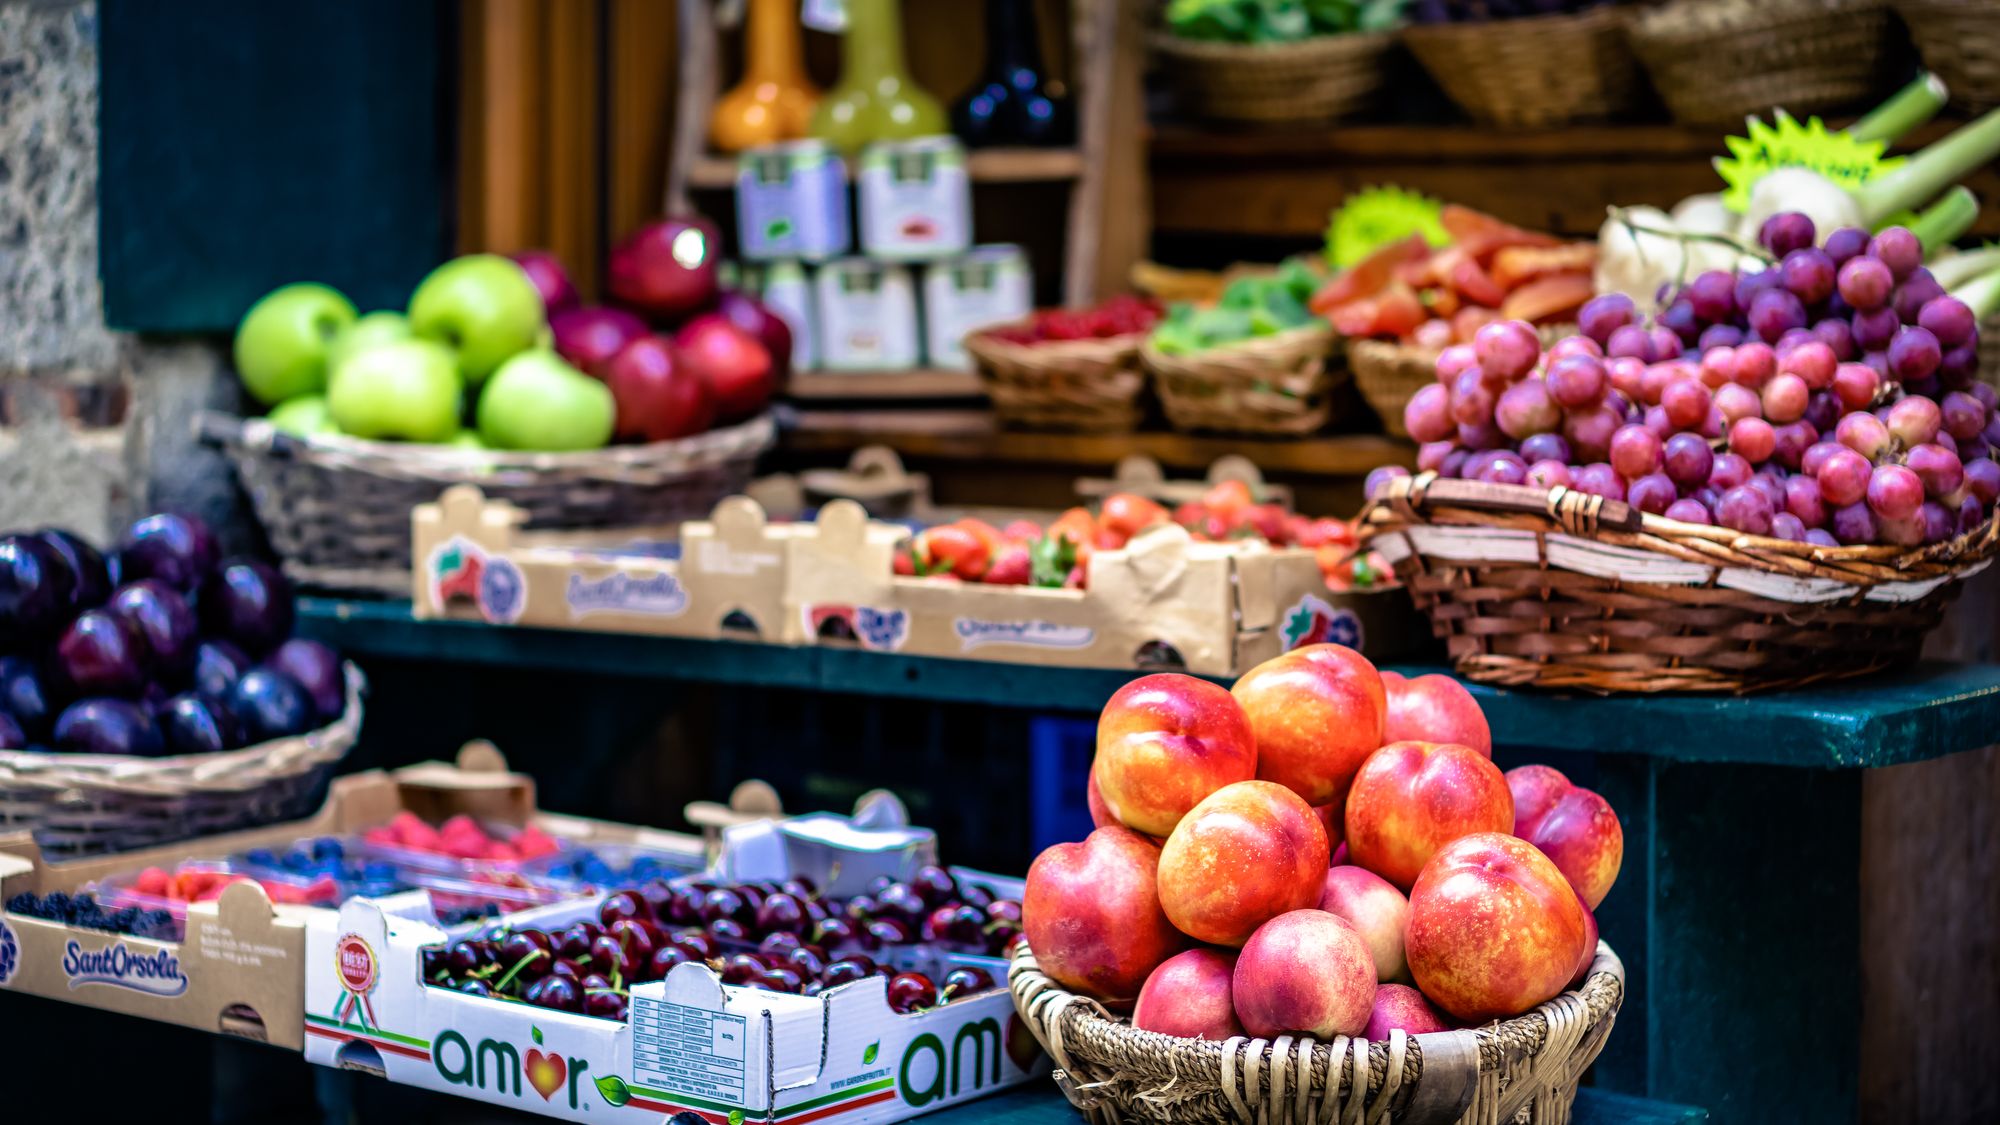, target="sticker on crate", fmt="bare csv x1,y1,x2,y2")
428,536,527,625
953,617,1096,652
564,571,690,621
0,920,17,987
805,604,910,651
61,934,190,997
1281,594,1363,651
